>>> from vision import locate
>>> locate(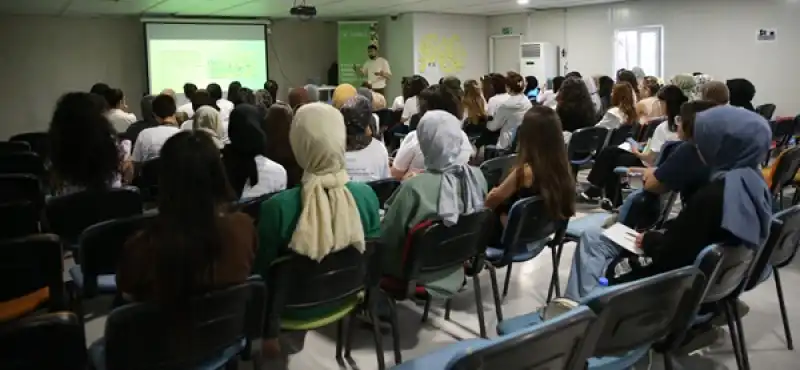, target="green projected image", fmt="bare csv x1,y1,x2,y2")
149,39,267,93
